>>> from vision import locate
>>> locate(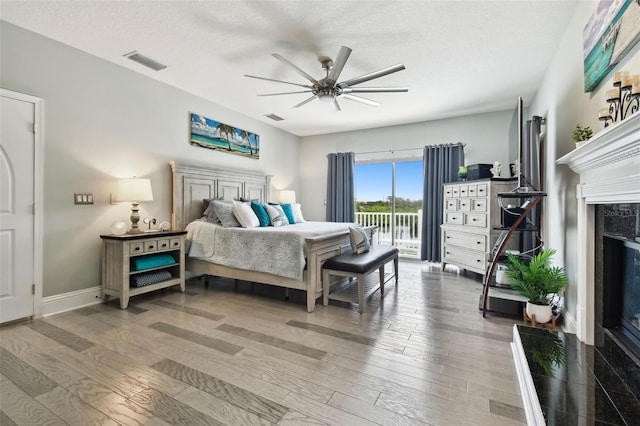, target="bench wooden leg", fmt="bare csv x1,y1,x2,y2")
394,256,399,285
379,266,385,297
357,273,365,314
